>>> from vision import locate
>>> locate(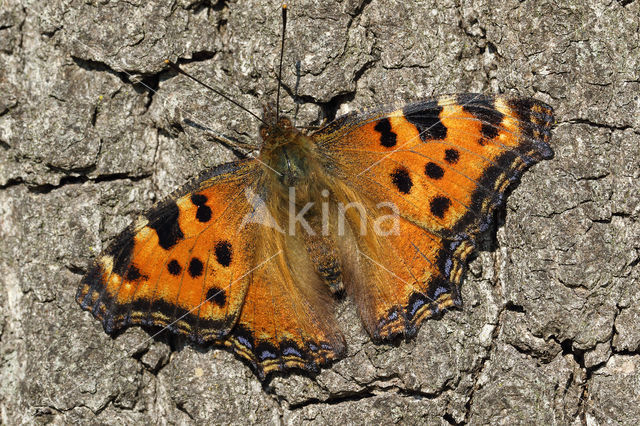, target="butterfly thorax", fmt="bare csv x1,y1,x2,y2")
259,116,320,189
